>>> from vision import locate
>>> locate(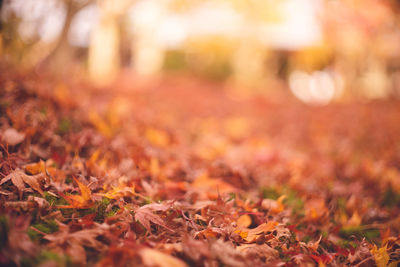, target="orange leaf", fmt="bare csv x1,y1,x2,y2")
24,161,45,175
237,214,252,228
59,177,93,209
242,221,278,242
101,184,135,199
89,111,113,137
145,127,169,147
